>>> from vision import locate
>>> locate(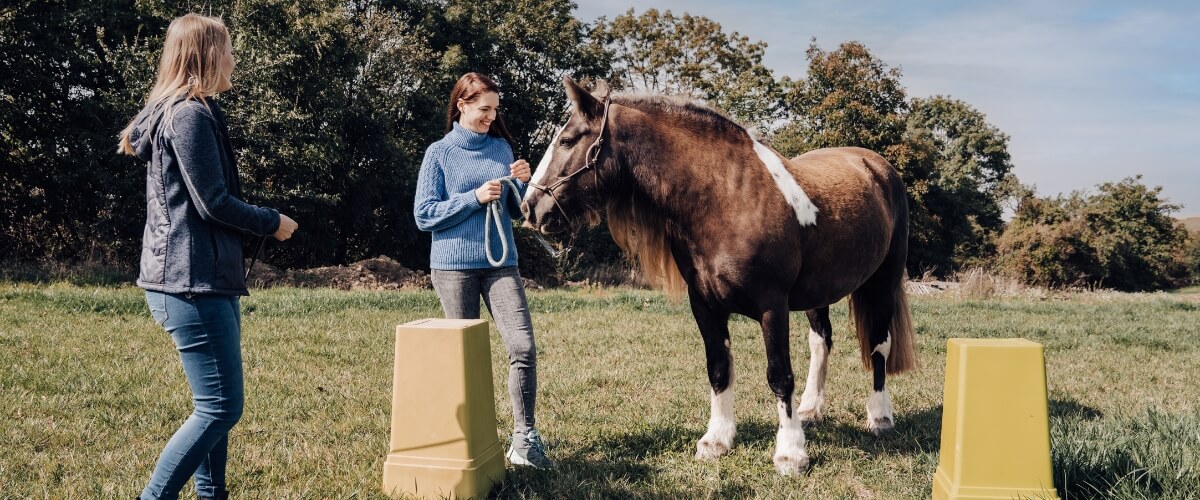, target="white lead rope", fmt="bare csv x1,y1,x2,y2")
484,176,525,267
484,176,565,267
